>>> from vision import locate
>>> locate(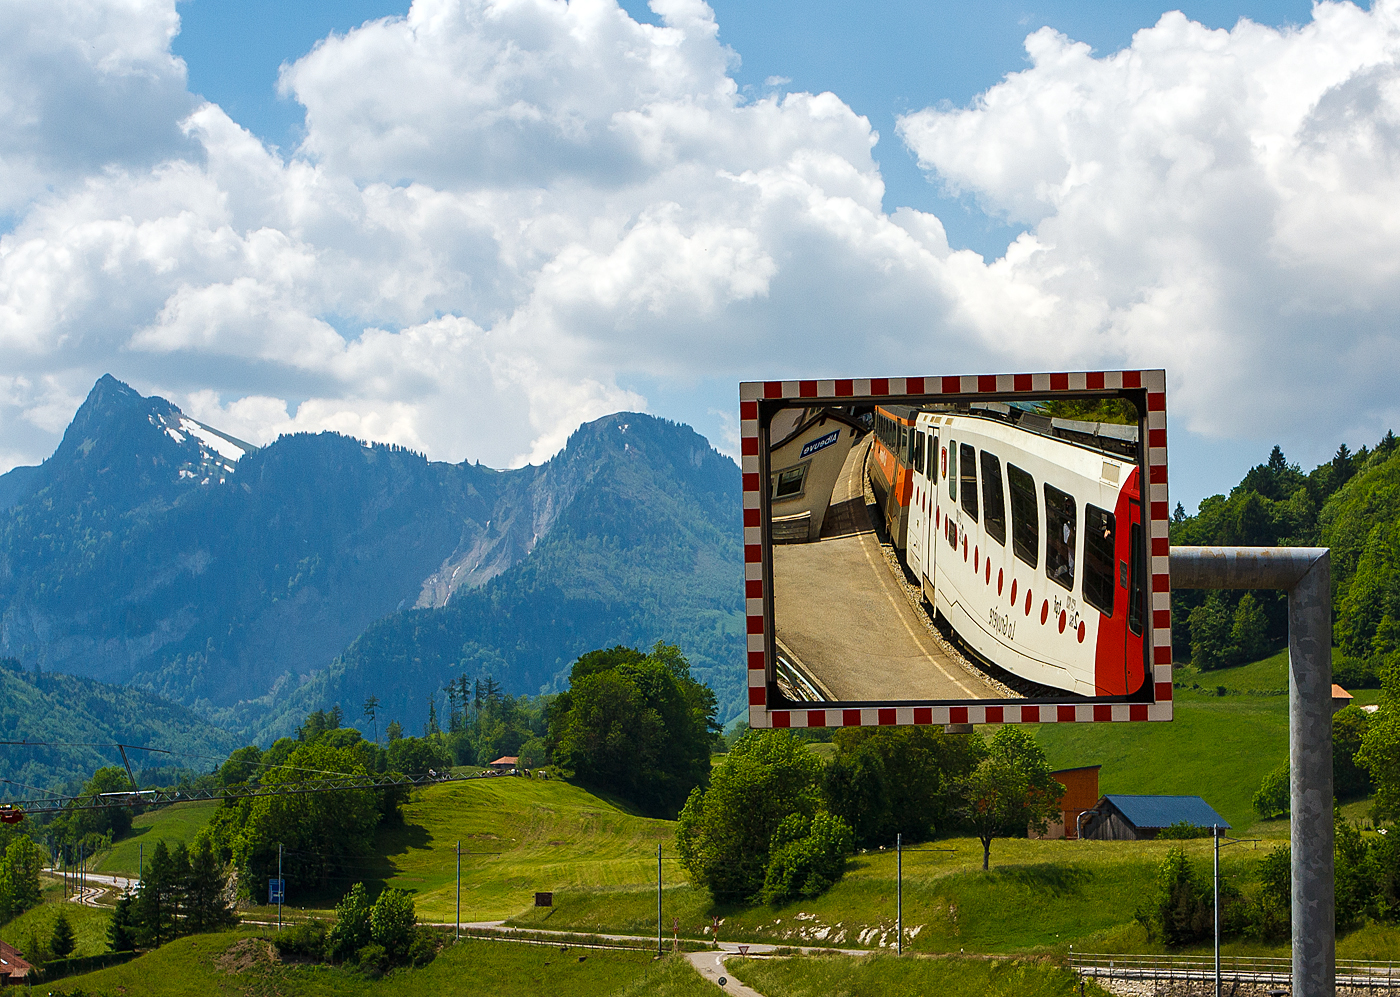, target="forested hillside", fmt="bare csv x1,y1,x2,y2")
1171,431,1400,681
0,377,743,740
255,414,744,740
0,657,235,796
